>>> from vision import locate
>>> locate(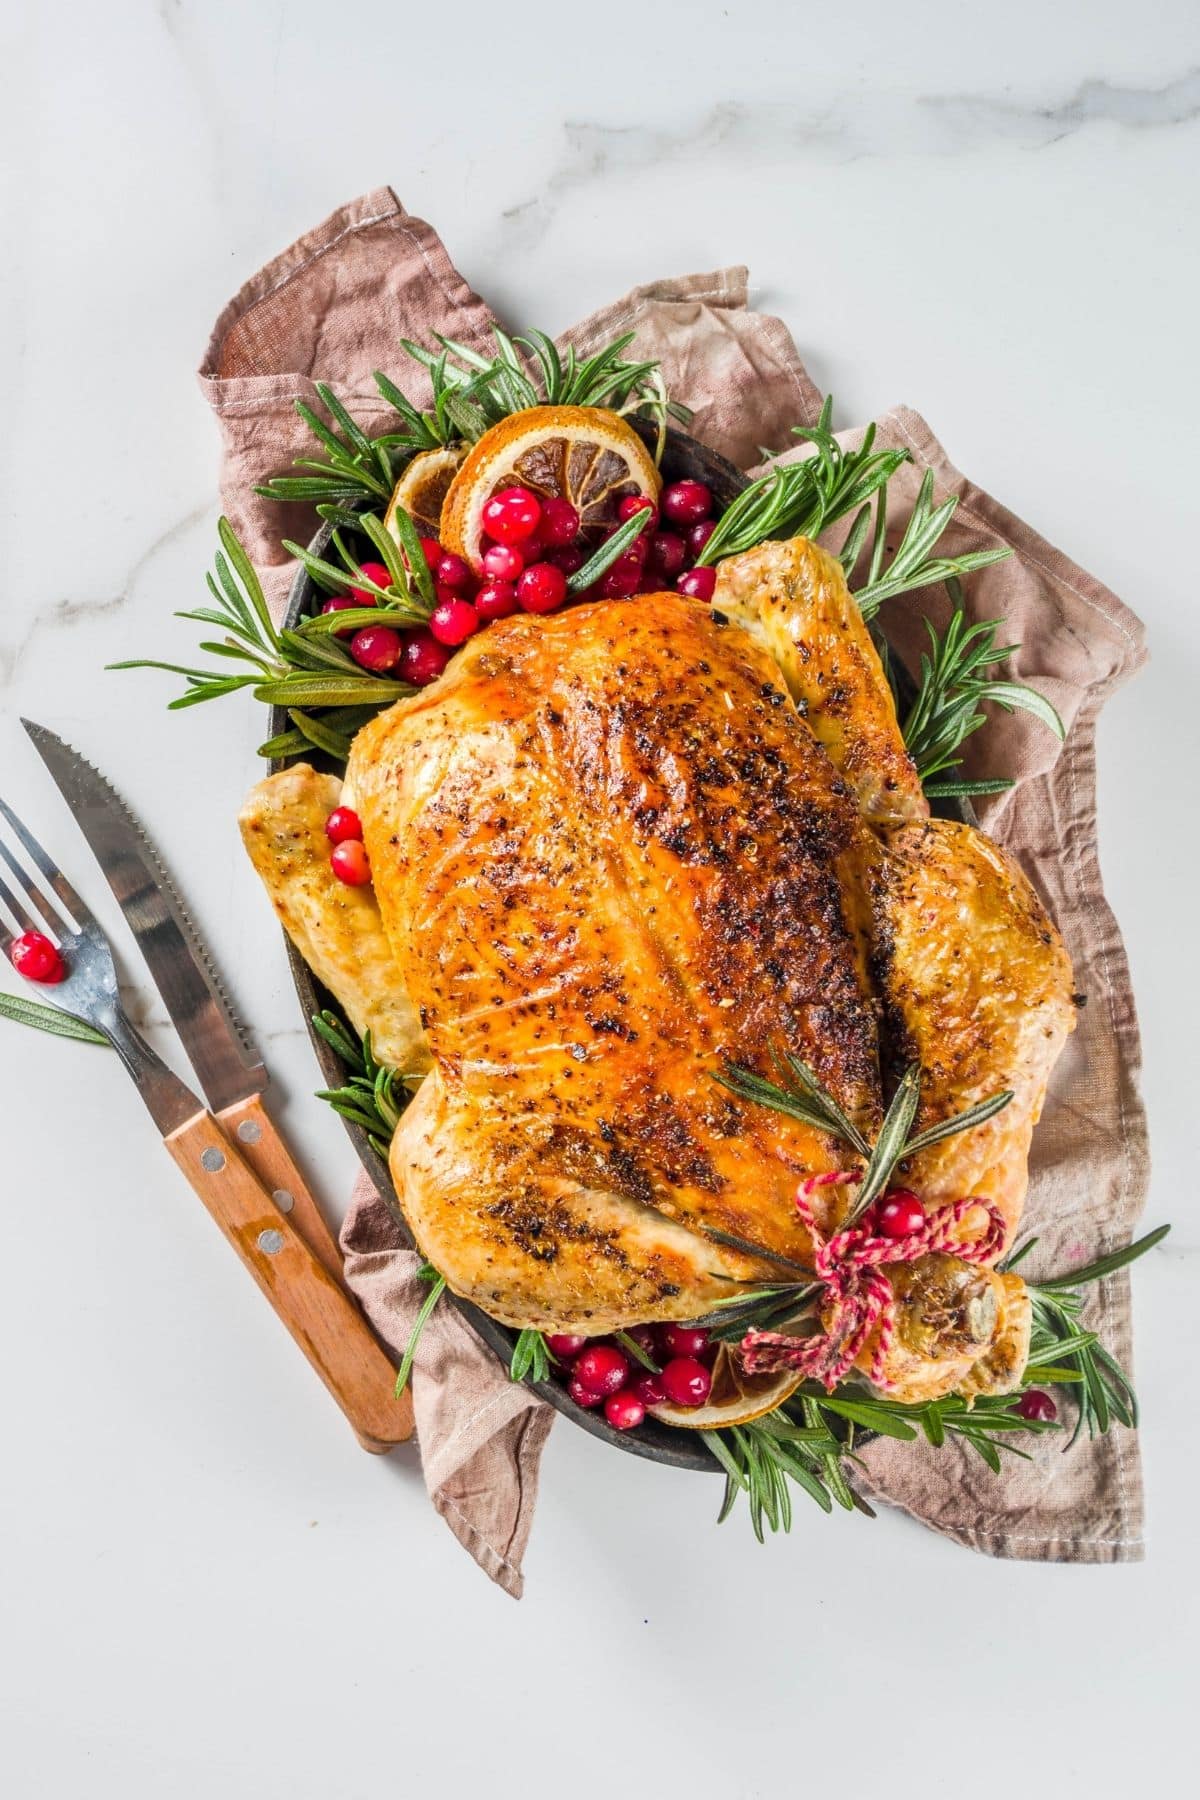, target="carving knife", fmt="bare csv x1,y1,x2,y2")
22,718,409,1451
